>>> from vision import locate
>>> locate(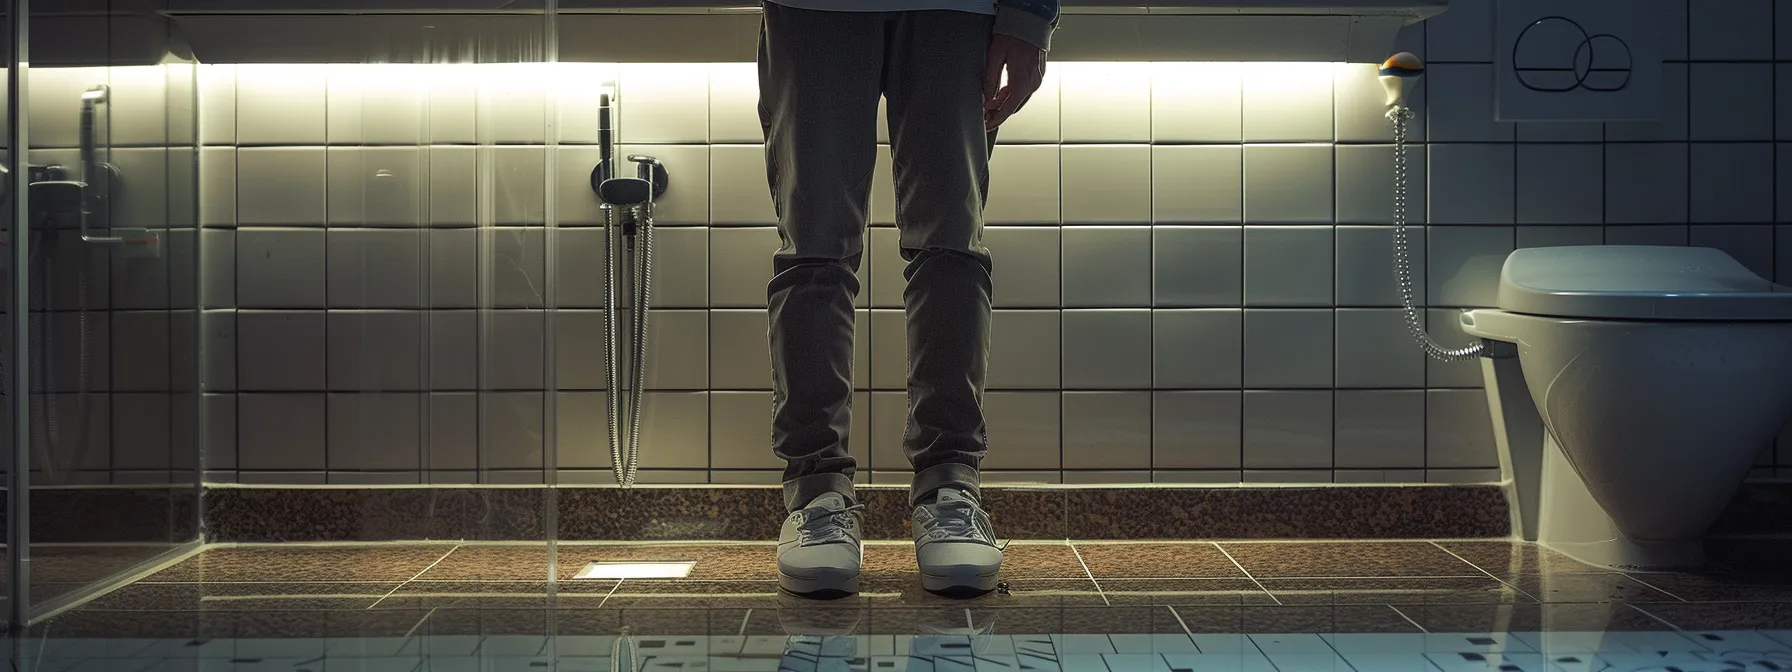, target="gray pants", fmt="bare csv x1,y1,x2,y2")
758,2,997,512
